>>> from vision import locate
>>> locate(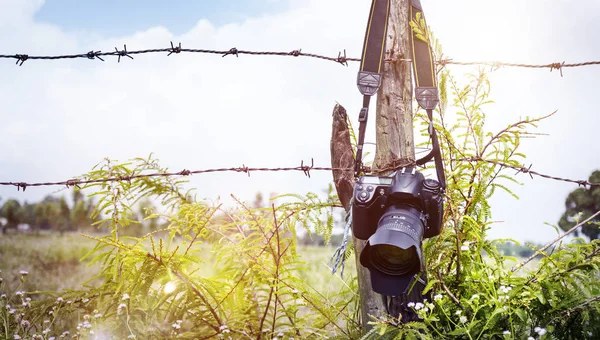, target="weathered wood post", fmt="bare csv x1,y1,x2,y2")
331,0,415,331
